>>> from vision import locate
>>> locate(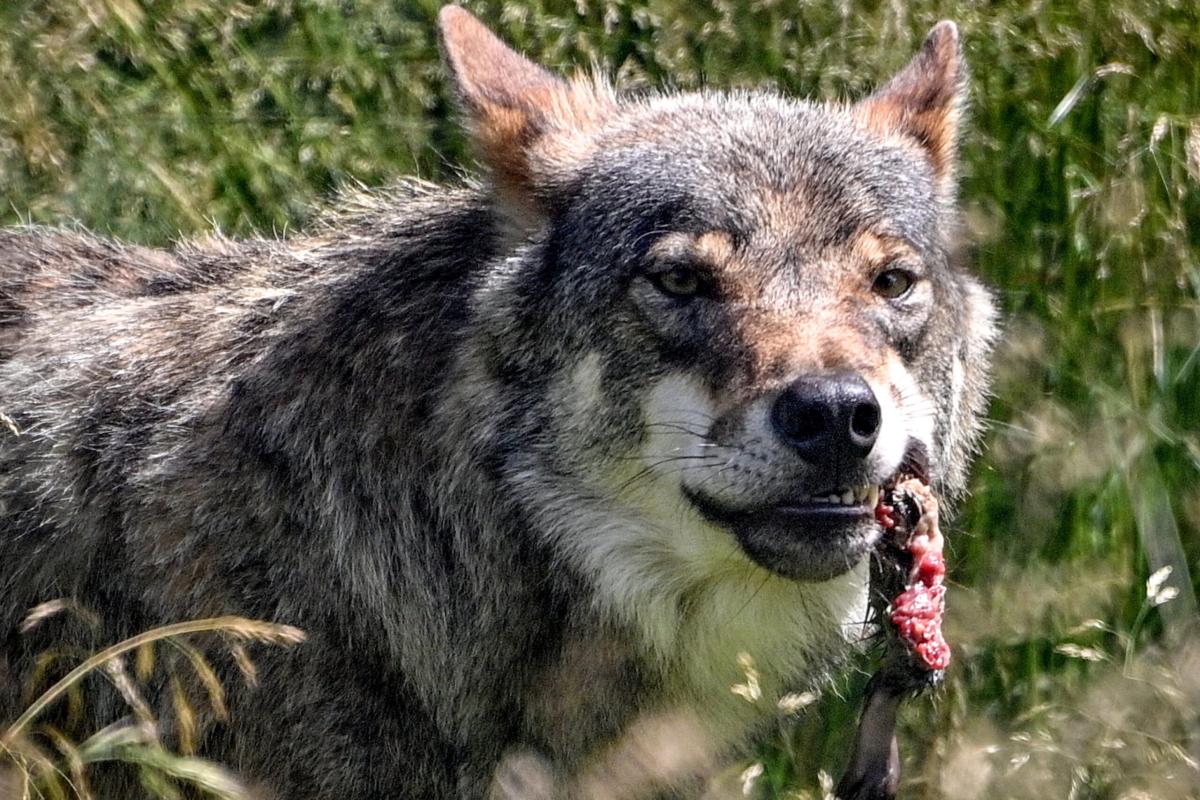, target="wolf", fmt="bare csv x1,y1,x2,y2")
0,6,995,798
